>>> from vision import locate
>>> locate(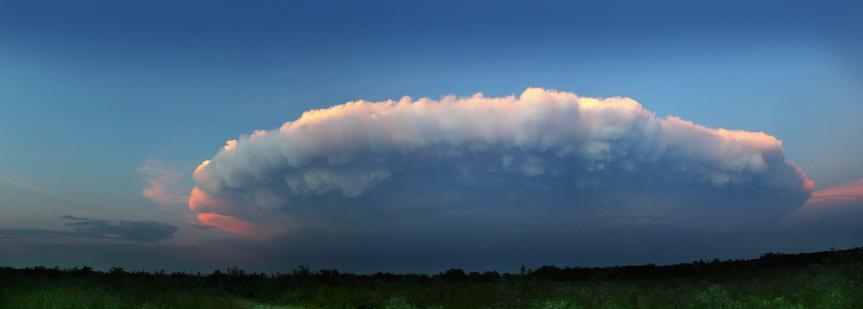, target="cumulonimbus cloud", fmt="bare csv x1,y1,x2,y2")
189,88,814,241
